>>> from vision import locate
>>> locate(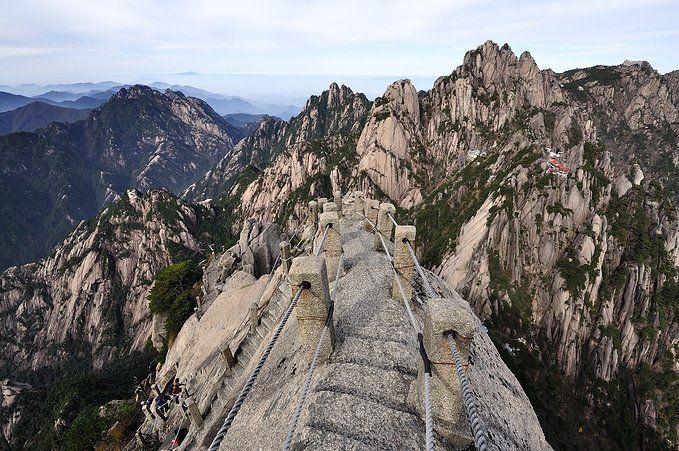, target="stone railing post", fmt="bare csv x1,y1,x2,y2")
322,201,337,215
221,347,236,373
392,225,416,301
419,297,476,446
249,302,258,333
333,191,343,217
307,200,318,229
186,397,204,427
319,211,342,279
324,199,340,220
374,202,396,250
353,191,364,218
317,197,328,213
279,241,292,274
289,256,334,363
363,198,379,231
